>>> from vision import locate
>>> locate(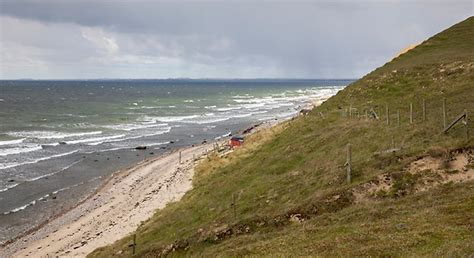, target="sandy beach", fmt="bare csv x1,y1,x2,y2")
0,142,214,257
